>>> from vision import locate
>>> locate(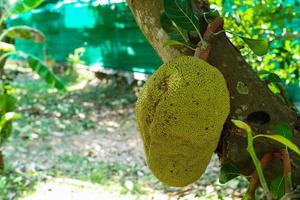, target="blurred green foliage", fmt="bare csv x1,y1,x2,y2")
0,0,66,147
0,164,38,200
211,0,300,85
